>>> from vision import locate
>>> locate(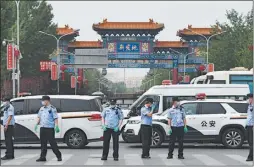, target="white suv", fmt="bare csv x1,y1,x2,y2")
124,99,248,149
